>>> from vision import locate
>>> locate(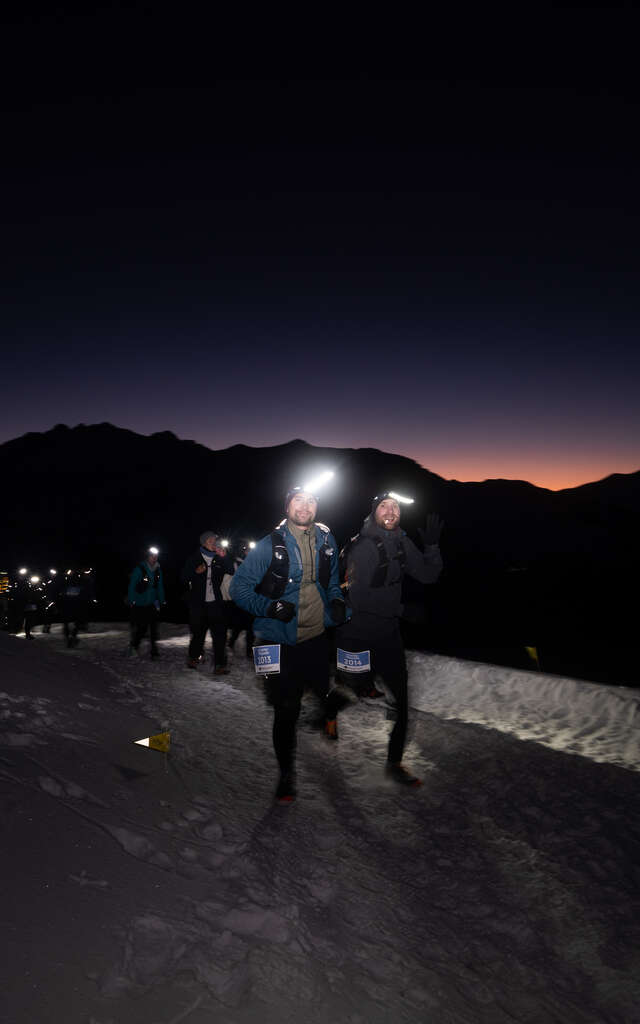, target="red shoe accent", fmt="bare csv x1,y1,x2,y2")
324,718,339,740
